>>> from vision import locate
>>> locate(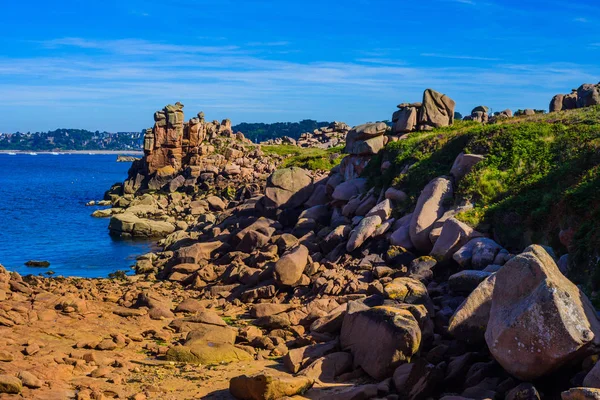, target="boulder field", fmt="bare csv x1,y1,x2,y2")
5,87,600,399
